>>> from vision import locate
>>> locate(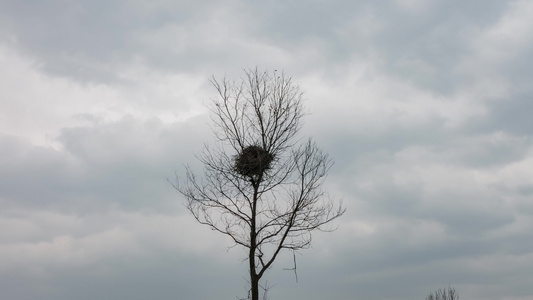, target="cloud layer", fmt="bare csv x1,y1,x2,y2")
1,1,533,299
